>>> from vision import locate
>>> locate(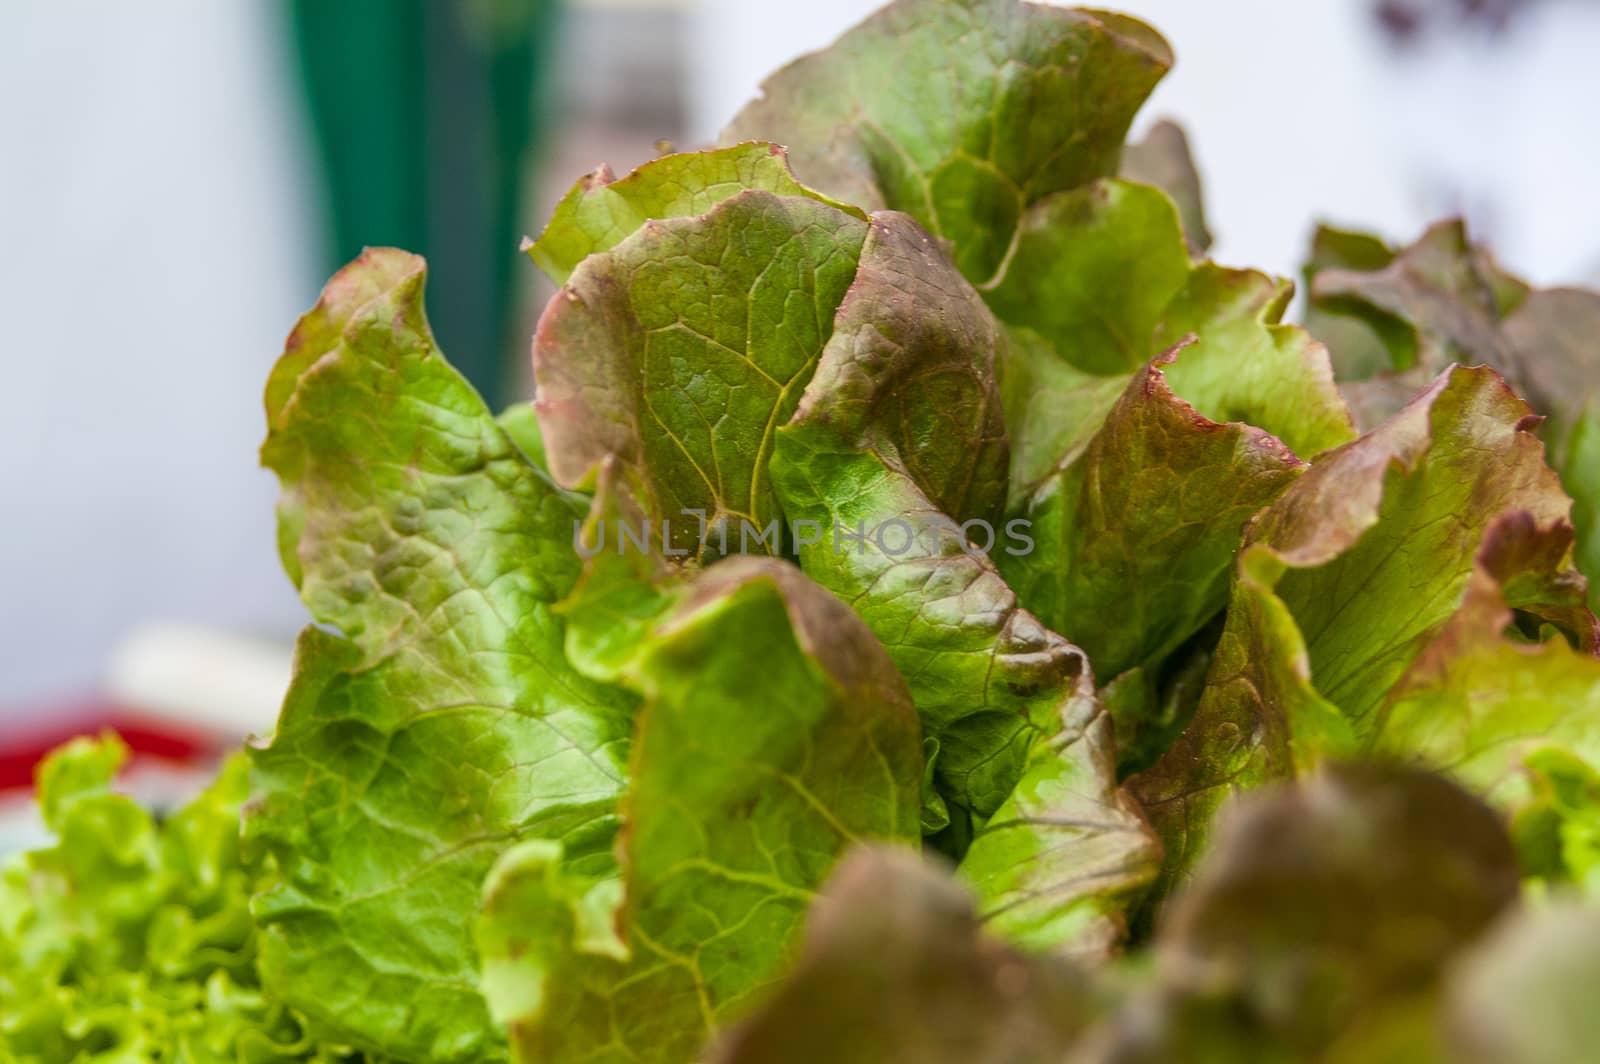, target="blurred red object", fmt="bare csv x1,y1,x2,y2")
0,698,216,793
